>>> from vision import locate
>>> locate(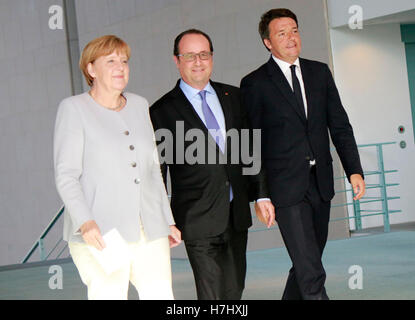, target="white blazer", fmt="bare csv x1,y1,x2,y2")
53,92,175,243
